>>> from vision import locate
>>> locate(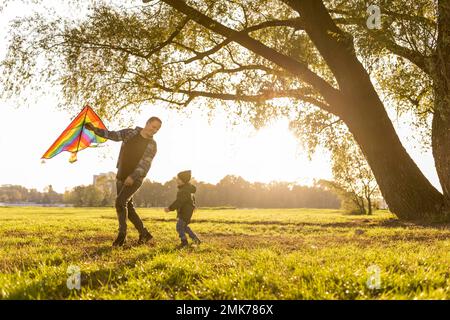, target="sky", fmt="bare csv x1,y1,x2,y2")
0,1,442,193
0,98,334,193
